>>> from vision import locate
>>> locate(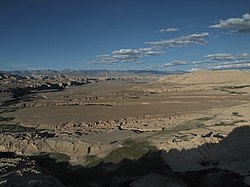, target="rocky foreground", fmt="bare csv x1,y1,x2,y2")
0,70,250,186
